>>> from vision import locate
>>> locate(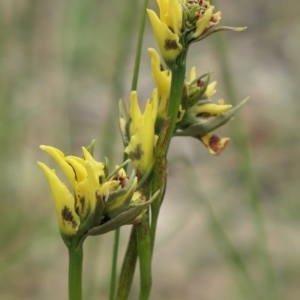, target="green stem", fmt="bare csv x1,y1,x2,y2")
136,214,152,300
131,0,150,91
114,0,149,298
68,244,83,300
109,228,120,300
115,227,138,300
166,61,186,150
150,55,186,252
